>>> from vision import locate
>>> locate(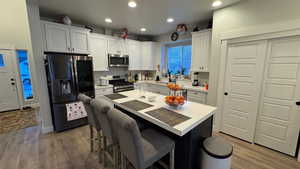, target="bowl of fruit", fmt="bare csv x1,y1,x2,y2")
165,95,185,108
